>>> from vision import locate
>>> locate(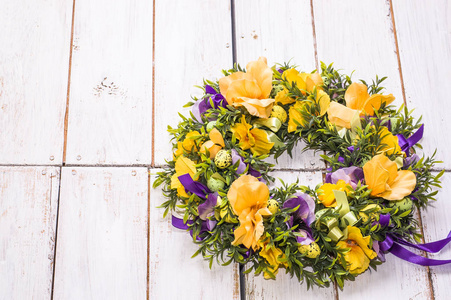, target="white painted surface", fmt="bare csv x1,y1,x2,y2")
149,171,239,300
235,0,321,170
0,1,72,165
314,0,404,109
393,0,451,168
0,167,60,299
53,167,148,299
153,0,233,166
65,0,153,165
421,173,451,300
245,170,335,299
